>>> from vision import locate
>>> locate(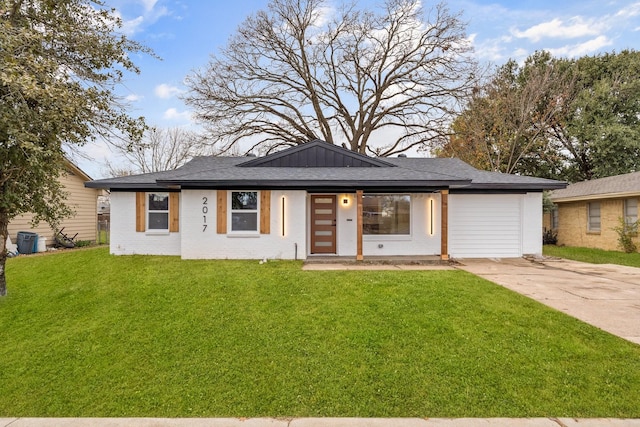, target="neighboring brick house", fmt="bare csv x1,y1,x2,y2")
8,159,102,248
548,172,640,251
